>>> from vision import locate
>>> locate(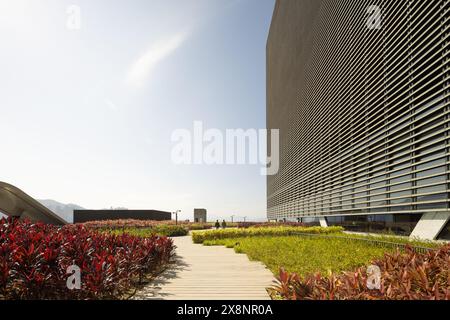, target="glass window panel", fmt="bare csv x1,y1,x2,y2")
370,194,387,201
389,111,410,128
415,98,444,118
416,175,447,186
390,205,413,211
390,182,412,191
417,185,447,194
370,201,387,207
391,198,412,205
371,187,388,195
390,175,412,185
355,186,367,193
326,217,343,224
390,142,411,153
342,189,353,196
391,190,413,198
355,192,367,198
416,158,446,170
416,125,445,140
416,166,447,178
373,174,389,183
325,214,421,236
416,138,446,150
416,149,446,160
417,203,448,210
417,193,448,202
370,181,386,189
390,159,411,171
416,135,444,148
391,167,411,176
